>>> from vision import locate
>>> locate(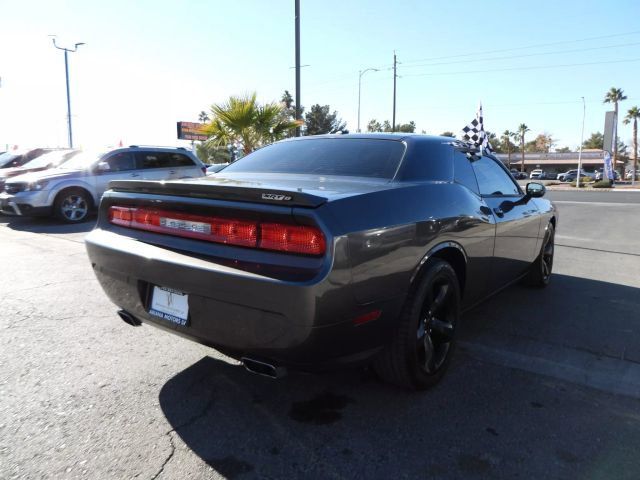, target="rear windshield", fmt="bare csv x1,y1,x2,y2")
223,138,405,179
